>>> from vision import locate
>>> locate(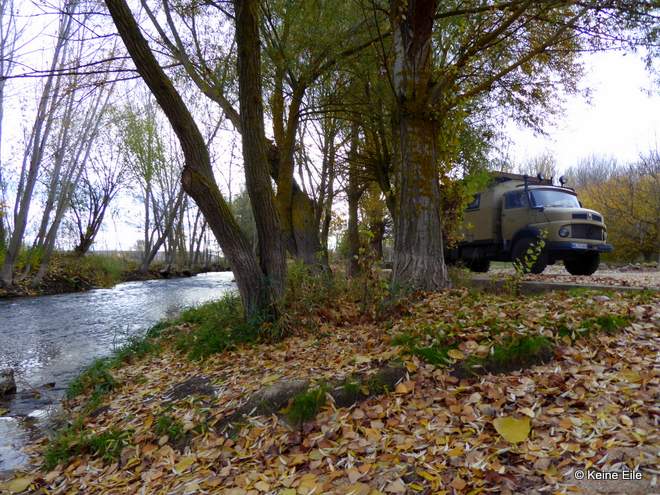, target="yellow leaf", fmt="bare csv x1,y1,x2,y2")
174,456,195,473
519,407,535,418
1,477,34,494
619,370,641,383
262,374,281,385
447,349,464,360
493,416,531,443
354,355,372,365
395,382,411,394
280,490,297,495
